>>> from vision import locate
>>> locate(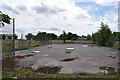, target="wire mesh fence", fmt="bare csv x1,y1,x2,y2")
0,19,14,57
0,18,53,79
